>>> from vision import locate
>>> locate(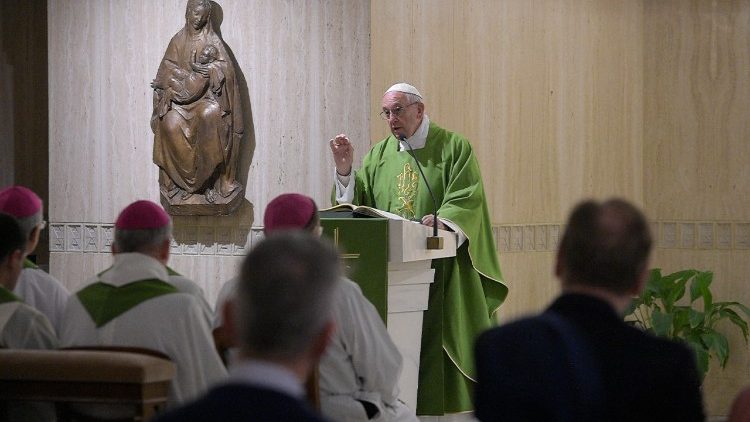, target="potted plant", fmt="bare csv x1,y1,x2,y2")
624,268,750,380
